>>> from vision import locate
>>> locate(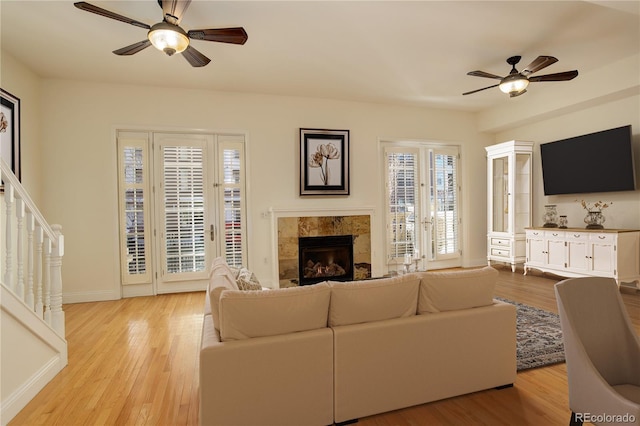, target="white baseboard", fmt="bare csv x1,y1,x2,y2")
62,289,120,304
0,355,66,425
122,283,154,298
